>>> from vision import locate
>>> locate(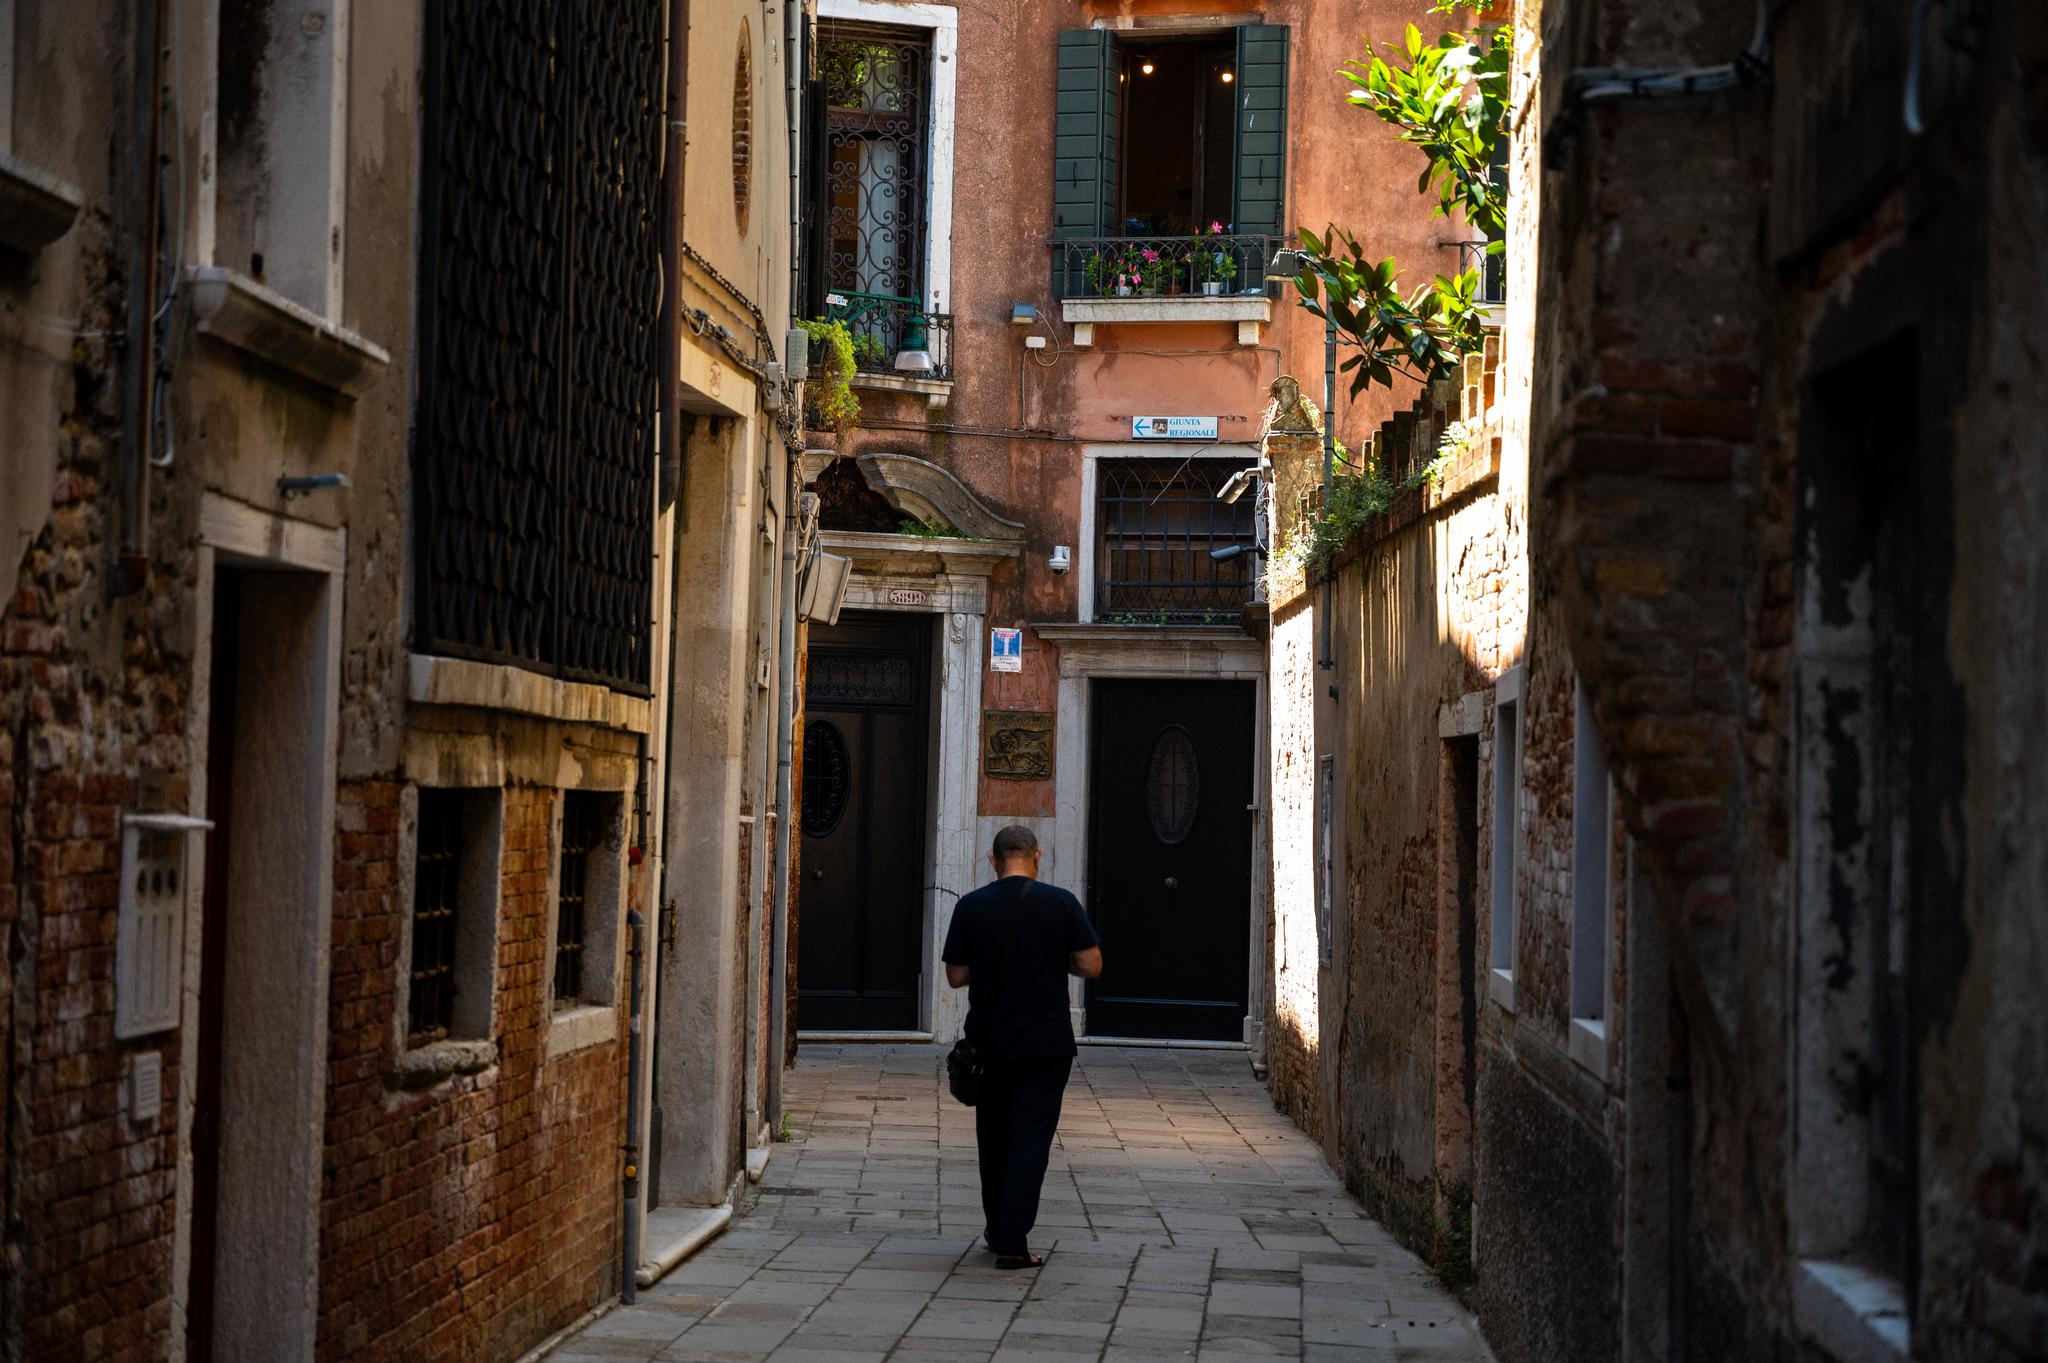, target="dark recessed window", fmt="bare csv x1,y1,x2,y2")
554,793,605,1006
408,791,465,1047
